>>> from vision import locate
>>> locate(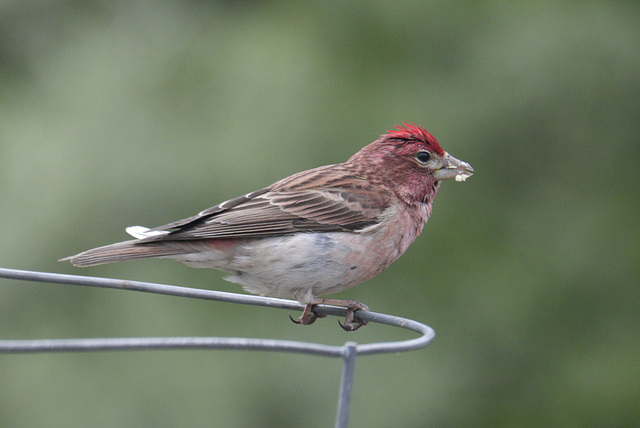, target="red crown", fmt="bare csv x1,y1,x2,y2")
387,123,444,155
